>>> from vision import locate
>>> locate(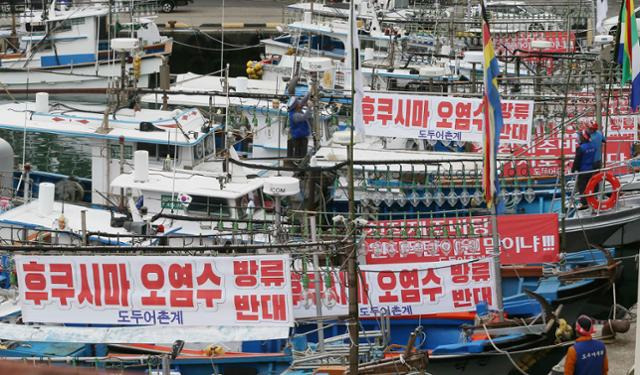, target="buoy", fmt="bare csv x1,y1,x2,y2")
585,172,620,211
